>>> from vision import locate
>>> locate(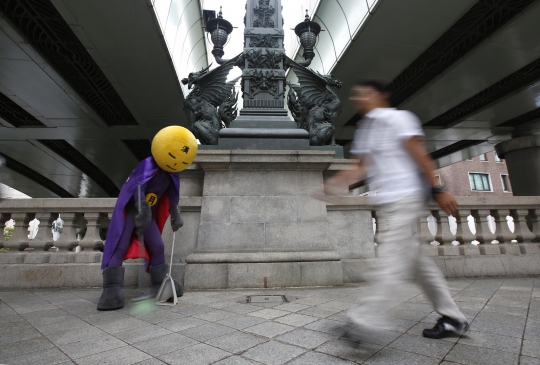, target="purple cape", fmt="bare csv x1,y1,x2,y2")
101,157,180,269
